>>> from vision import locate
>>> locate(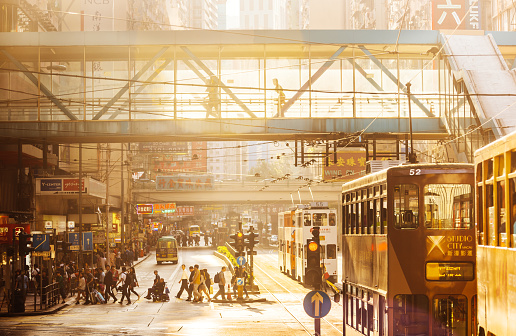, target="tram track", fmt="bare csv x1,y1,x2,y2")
253,254,342,335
